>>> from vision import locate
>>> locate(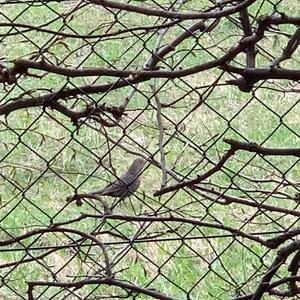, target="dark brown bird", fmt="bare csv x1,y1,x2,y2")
91,158,145,199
